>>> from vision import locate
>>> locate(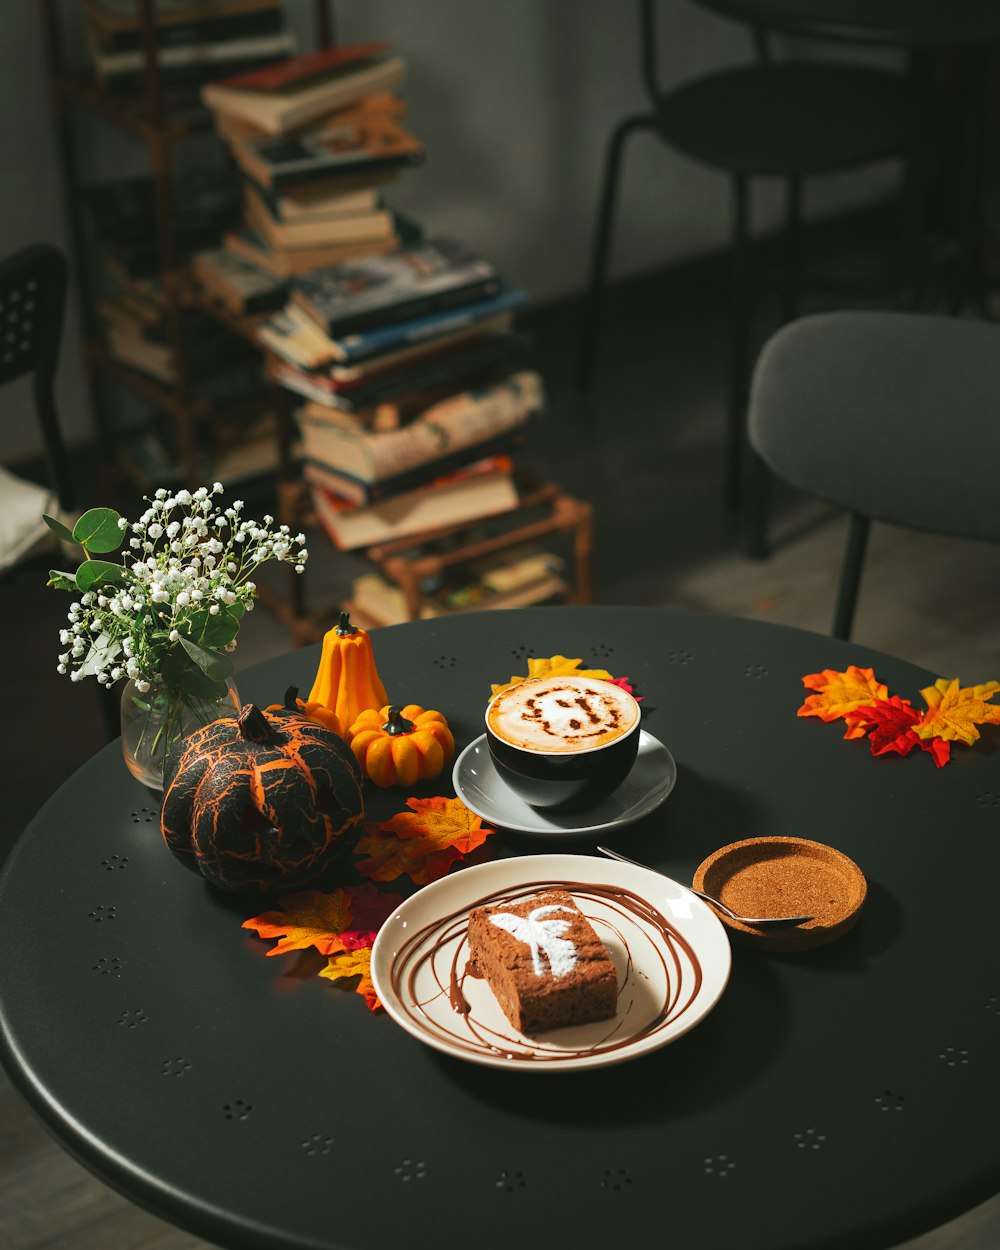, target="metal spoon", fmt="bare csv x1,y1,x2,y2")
596,846,814,928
